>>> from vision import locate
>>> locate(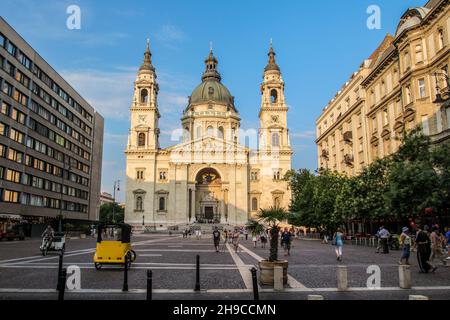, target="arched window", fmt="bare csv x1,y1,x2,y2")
196,127,202,139
274,197,280,208
159,197,166,211
270,89,278,104
136,196,143,211
141,89,148,104
206,126,214,136
272,133,280,147
252,197,258,211
138,133,146,147
218,127,224,139
184,127,190,142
